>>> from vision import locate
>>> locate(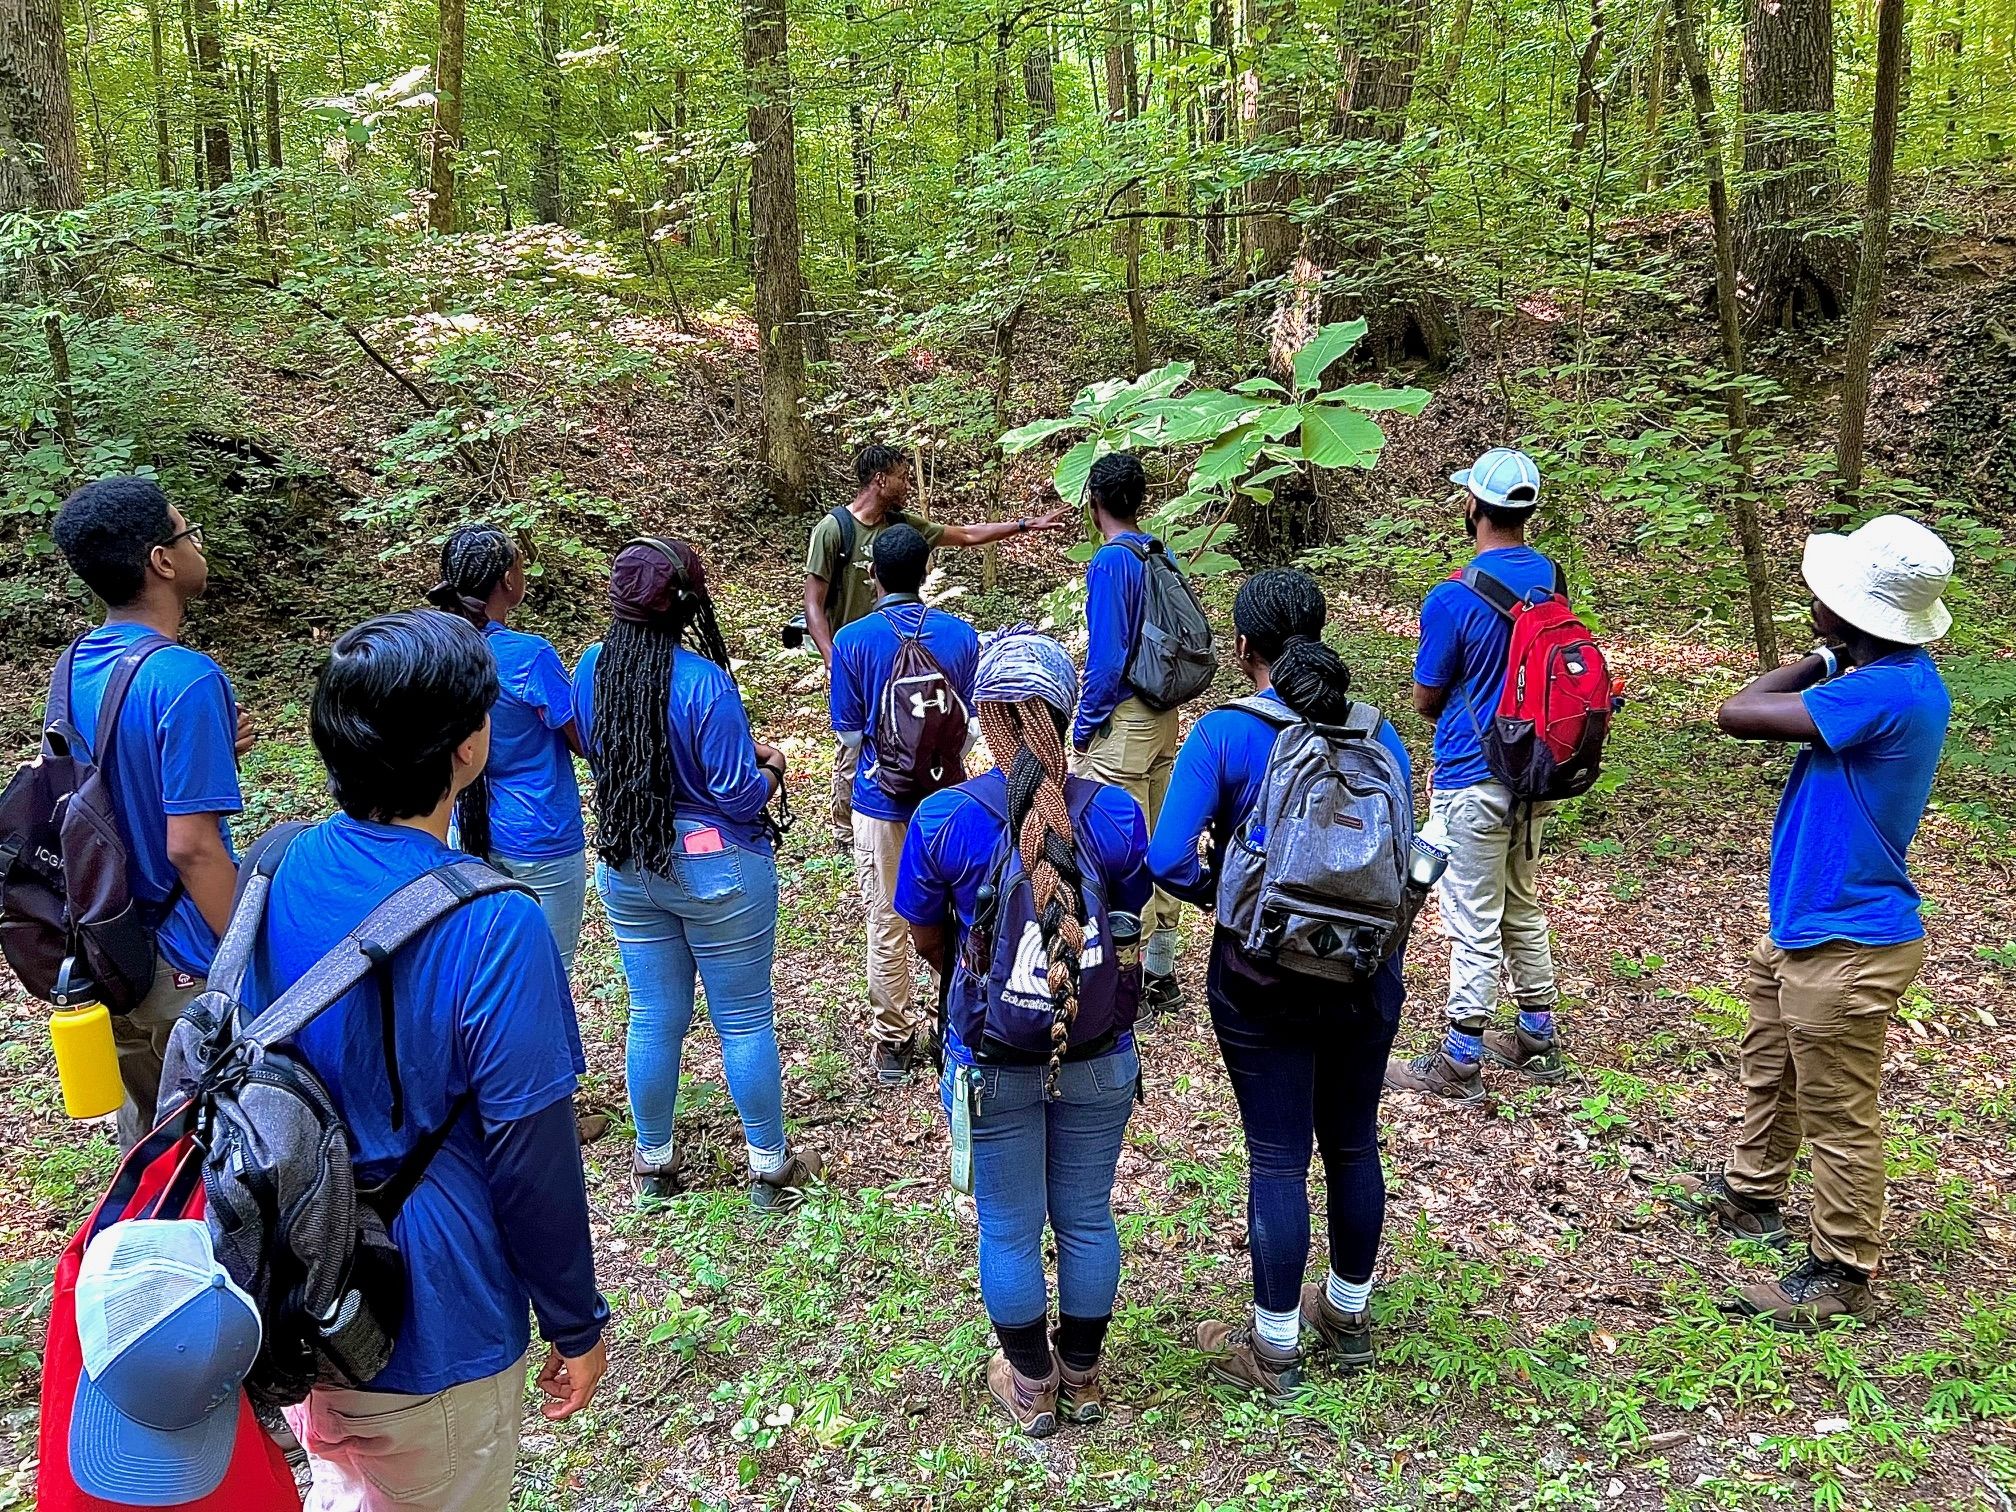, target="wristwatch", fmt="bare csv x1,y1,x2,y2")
1811,645,1841,681
1016,518,1030,534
